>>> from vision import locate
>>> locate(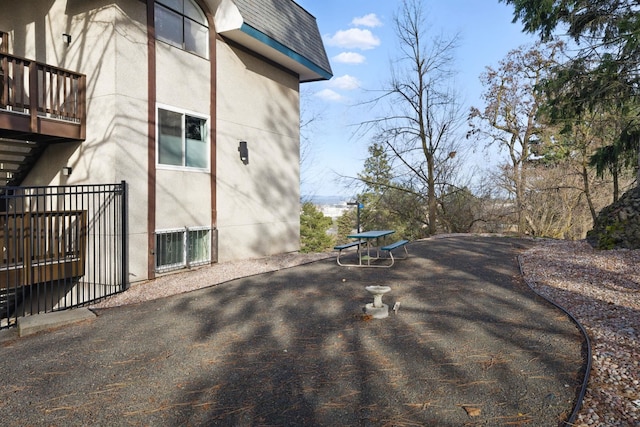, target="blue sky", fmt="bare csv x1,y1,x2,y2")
295,0,538,198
